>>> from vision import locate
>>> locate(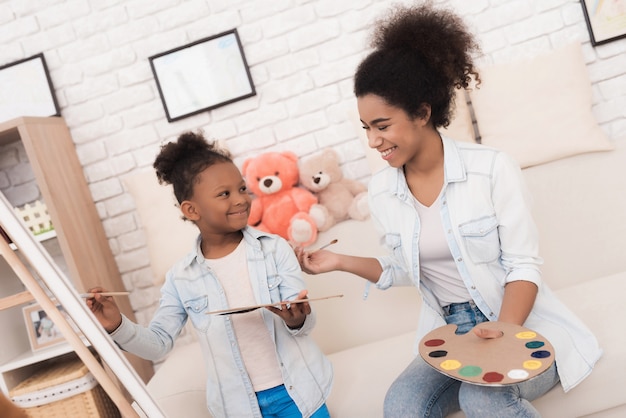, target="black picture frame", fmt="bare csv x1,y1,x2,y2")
580,0,626,46
0,53,61,124
149,29,256,122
